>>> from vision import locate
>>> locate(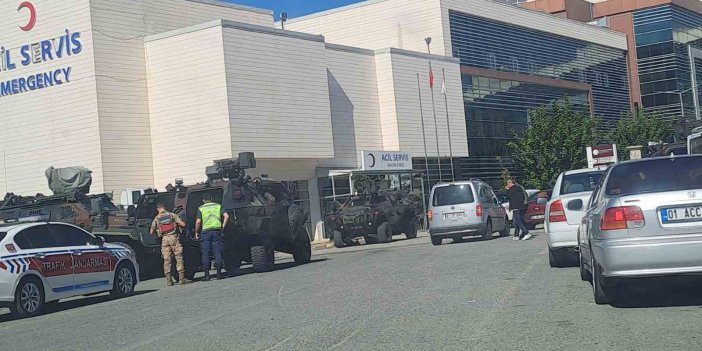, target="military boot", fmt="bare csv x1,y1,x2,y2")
216,268,223,280
203,270,210,282
178,272,192,285
165,273,174,287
